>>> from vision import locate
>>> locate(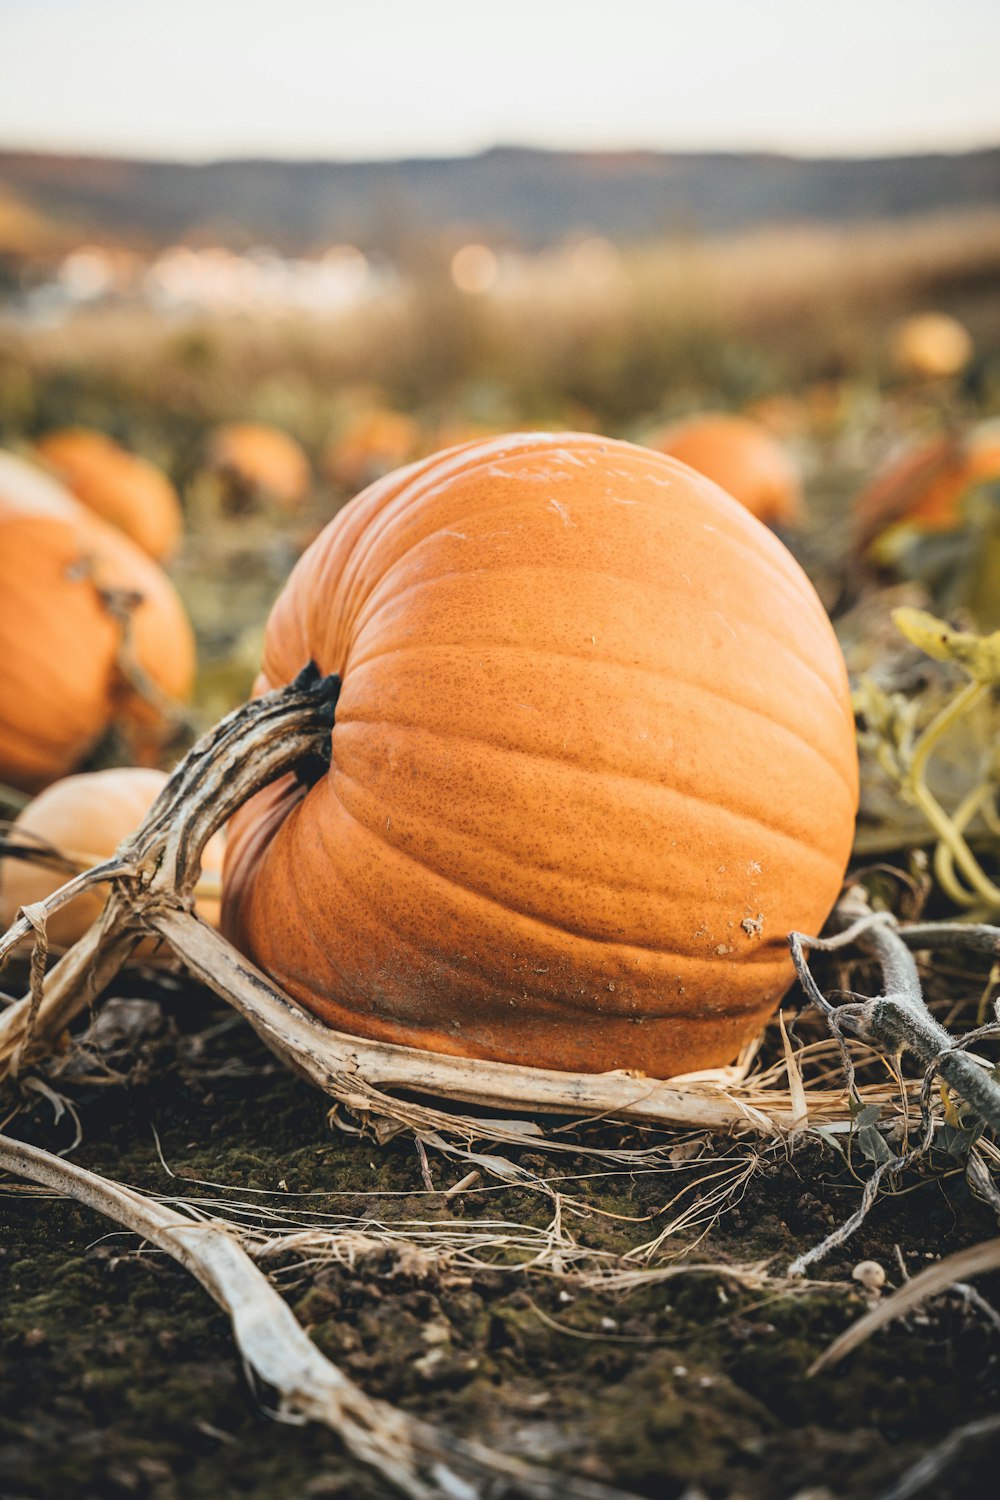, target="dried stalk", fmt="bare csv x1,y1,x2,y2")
790,895,1000,1133
147,908,798,1133
787,893,1000,1273
0,1132,637,1500
0,664,339,1065
875,1413,1000,1500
